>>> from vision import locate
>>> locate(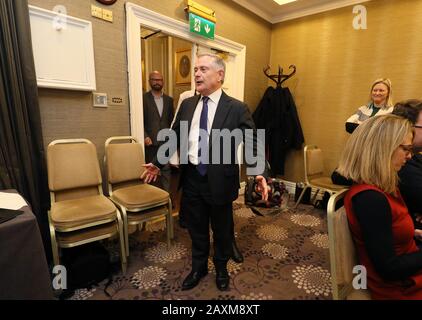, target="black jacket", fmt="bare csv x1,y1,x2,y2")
398,153,422,227
154,91,267,205
143,91,174,163
143,91,174,146
253,86,304,175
